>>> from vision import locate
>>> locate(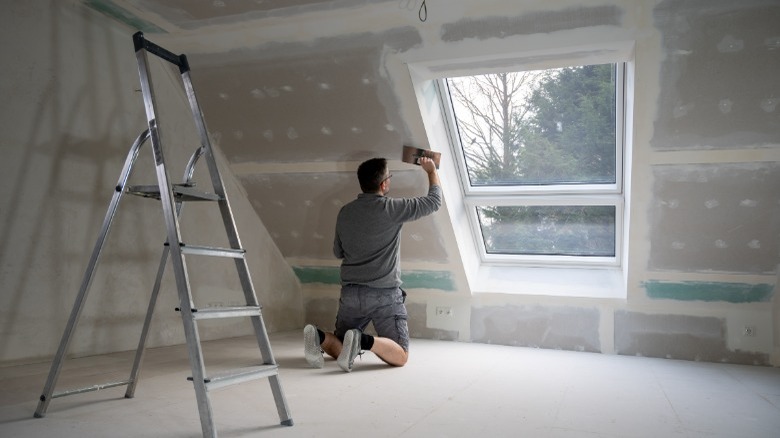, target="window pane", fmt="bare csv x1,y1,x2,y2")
476,205,616,256
447,64,617,187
